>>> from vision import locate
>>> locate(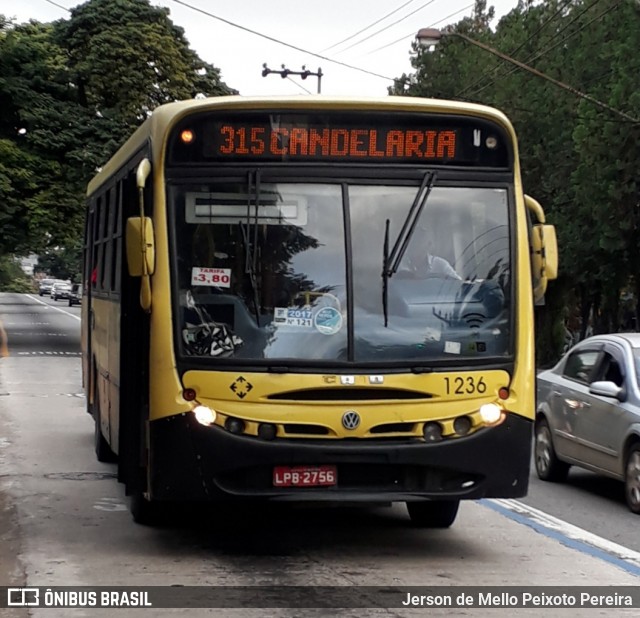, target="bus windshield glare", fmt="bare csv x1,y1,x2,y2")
170,181,510,363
